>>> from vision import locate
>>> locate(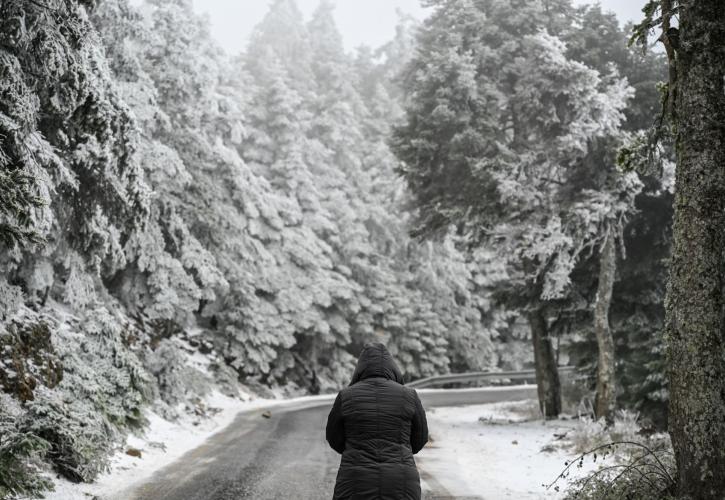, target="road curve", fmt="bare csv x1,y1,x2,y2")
119,385,537,500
